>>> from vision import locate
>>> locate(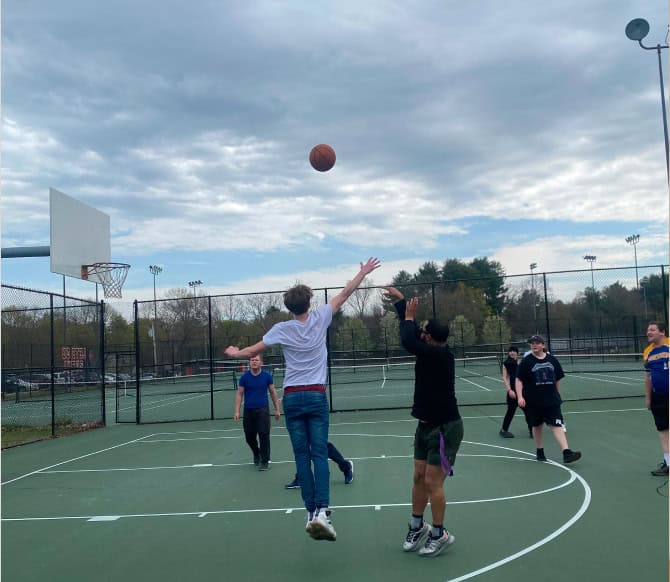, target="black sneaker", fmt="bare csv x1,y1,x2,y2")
563,450,582,464
536,449,547,462
285,476,300,489
651,462,669,476
499,430,514,438
258,462,270,471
